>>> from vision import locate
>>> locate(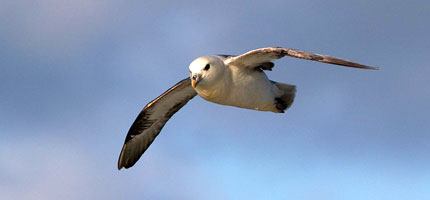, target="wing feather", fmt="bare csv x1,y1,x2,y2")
118,78,197,169
226,47,378,70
